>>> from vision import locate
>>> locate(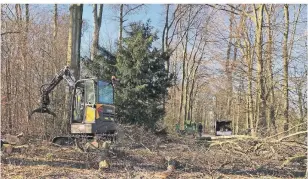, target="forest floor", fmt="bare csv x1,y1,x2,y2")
1,125,307,179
